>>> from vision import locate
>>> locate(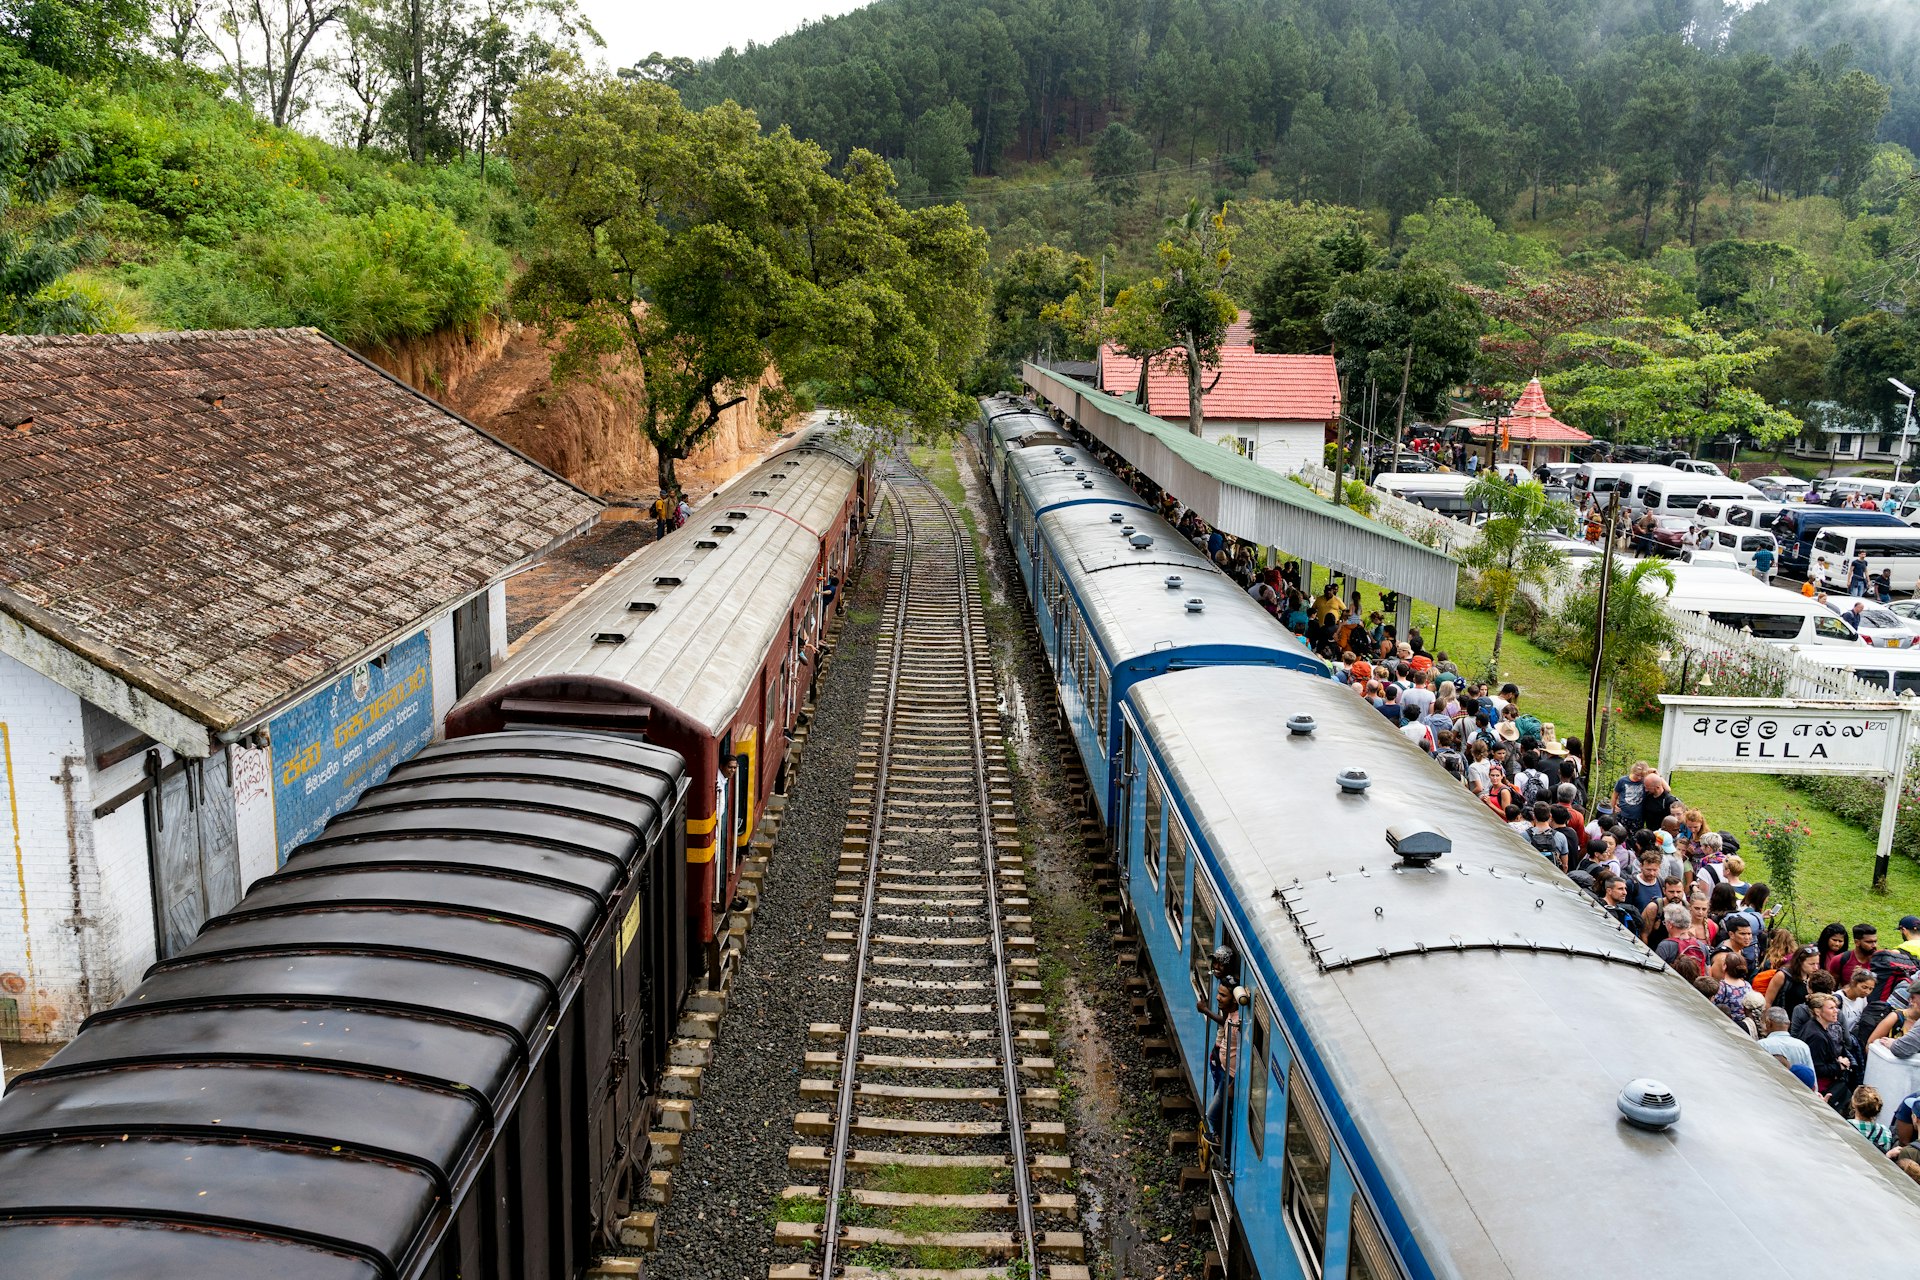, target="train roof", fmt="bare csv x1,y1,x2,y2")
1125,667,1920,1277
1038,501,1322,672
1005,440,1153,515
0,731,684,1279
459,428,862,735
980,395,1065,448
